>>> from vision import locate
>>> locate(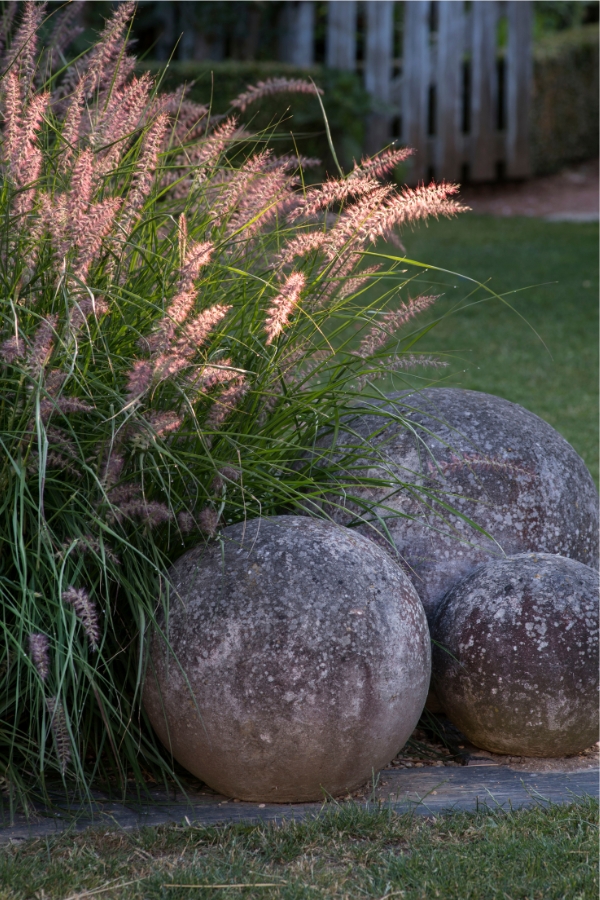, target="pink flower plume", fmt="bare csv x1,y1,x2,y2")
59,78,86,171
265,272,305,345
194,116,240,170
295,176,381,220
187,359,238,396
29,632,50,681
349,147,415,182
231,78,323,113
3,70,22,163
68,149,95,219
358,294,440,358
46,696,71,773
119,113,169,234
62,586,100,651
72,197,121,279
277,231,327,266
39,395,94,424
205,378,249,432
27,315,58,376
125,359,154,401
144,411,183,436
198,506,220,536
84,0,136,96
3,1,45,88
0,331,23,365
179,241,213,291
177,303,232,353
